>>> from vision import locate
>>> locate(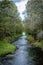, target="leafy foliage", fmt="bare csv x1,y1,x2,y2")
0,0,23,41
25,0,43,41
